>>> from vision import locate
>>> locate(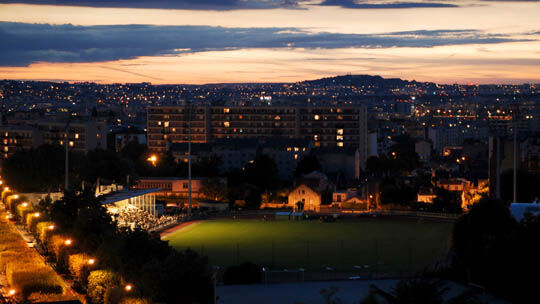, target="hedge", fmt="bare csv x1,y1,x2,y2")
36,221,55,244
26,211,42,234
15,202,34,222
6,263,65,299
87,270,122,304
49,234,75,270
68,253,95,287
